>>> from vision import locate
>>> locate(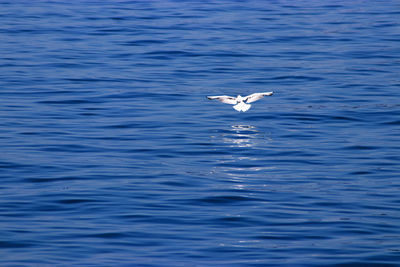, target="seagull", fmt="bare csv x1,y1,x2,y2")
207,92,273,112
